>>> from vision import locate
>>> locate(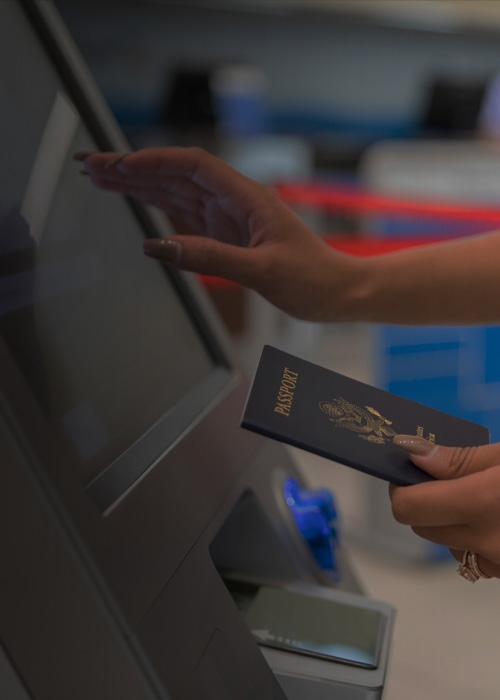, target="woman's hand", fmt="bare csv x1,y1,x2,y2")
75,147,362,322
76,146,500,326
390,435,500,579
